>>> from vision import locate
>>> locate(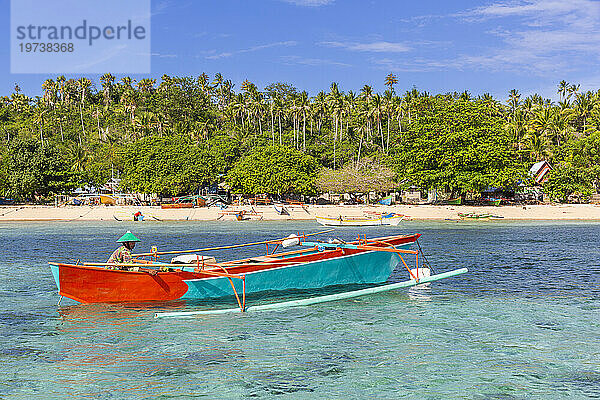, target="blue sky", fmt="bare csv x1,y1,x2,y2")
3,0,600,100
